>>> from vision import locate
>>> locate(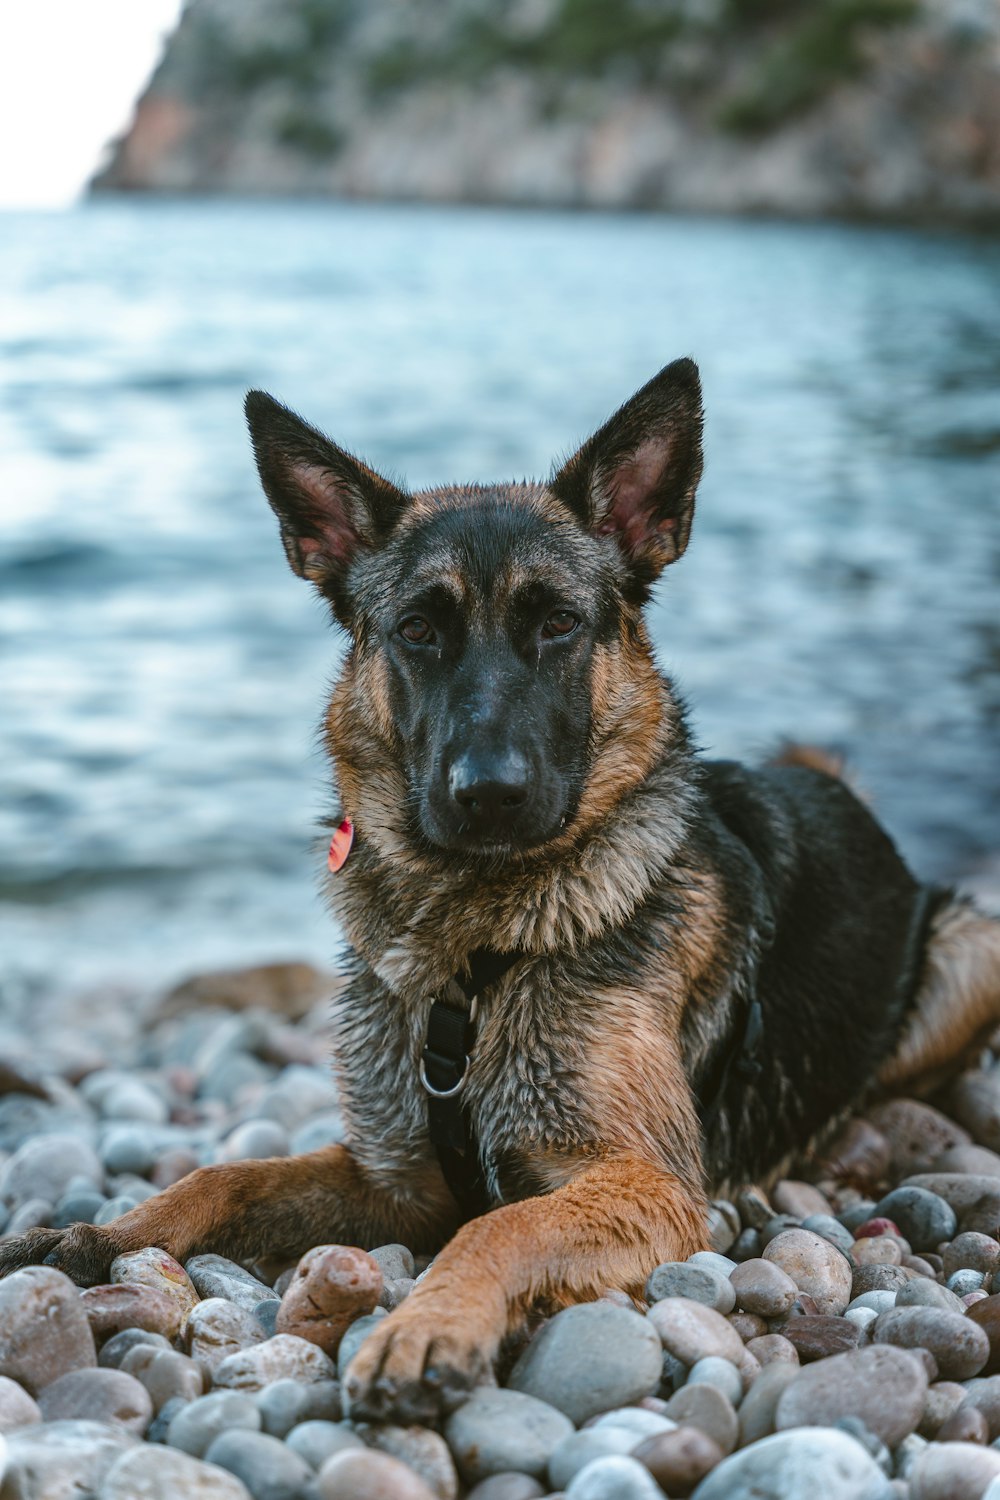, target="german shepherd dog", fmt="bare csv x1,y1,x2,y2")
3,359,999,1424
